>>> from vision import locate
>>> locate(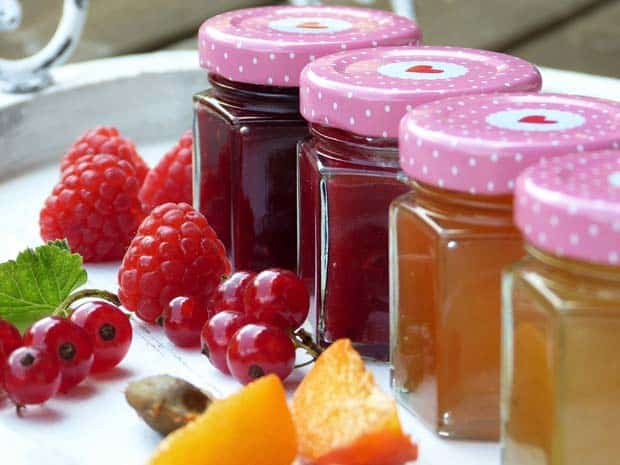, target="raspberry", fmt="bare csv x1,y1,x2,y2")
139,130,193,212
40,154,143,262
118,202,231,323
61,127,149,184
